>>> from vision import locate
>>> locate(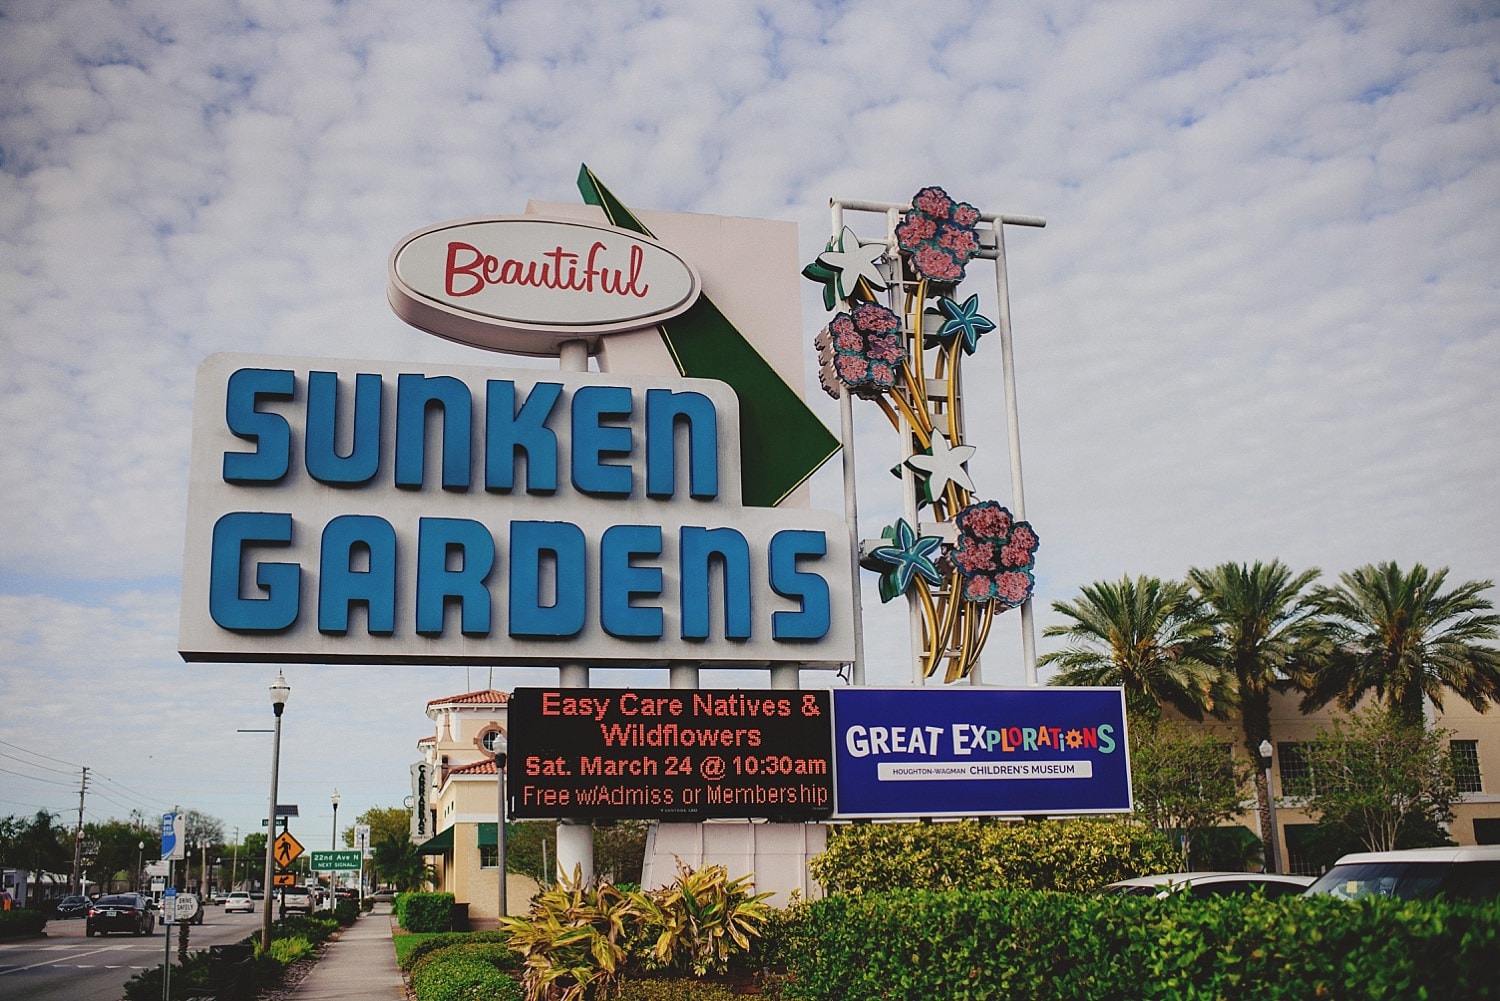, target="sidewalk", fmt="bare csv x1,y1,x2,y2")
288,903,405,1000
